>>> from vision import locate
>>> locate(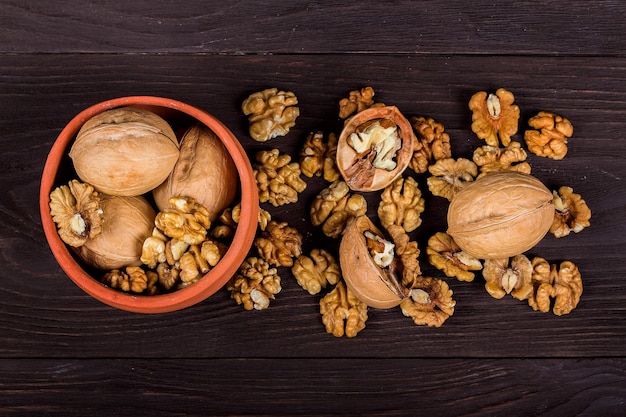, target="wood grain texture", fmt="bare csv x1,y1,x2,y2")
0,358,625,416
1,1,625,414
1,0,626,55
